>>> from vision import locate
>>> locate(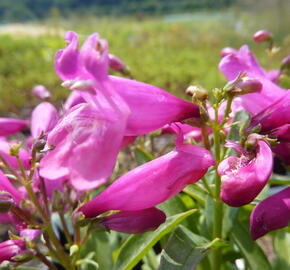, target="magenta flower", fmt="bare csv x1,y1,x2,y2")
0,240,26,263
100,208,166,234
266,70,280,84
219,45,285,115
32,85,51,100
30,102,58,138
40,101,128,191
253,30,272,43
79,143,214,218
56,31,200,136
0,118,28,136
249,91,290,139
250,187,290,240
218,139,273,207
63,91,86,111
